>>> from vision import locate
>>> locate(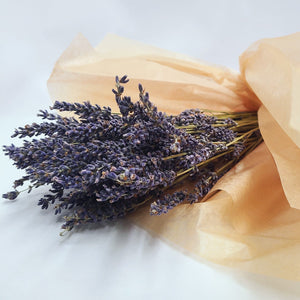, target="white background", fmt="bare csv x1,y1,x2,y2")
1,1,300,299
